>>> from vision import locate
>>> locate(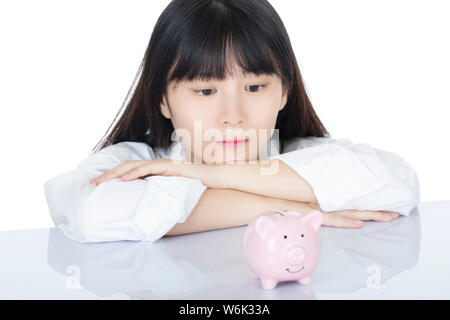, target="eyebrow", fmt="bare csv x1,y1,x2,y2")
190,75,271,83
